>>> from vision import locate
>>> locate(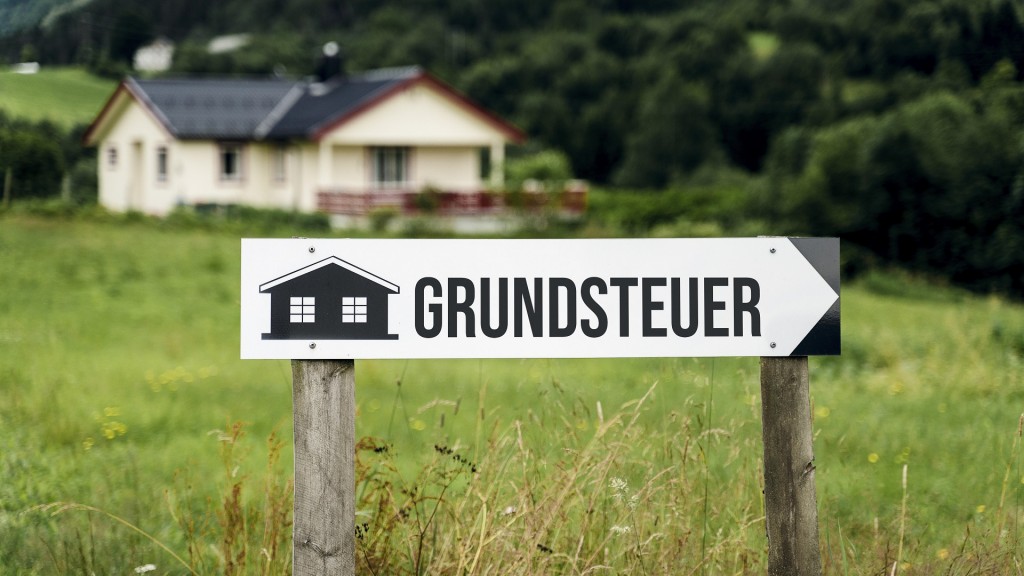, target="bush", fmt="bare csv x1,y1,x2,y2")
67,158,98,205
0,128,65,201
767,90,1024,297
167,205,331,235
504,150,574,193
